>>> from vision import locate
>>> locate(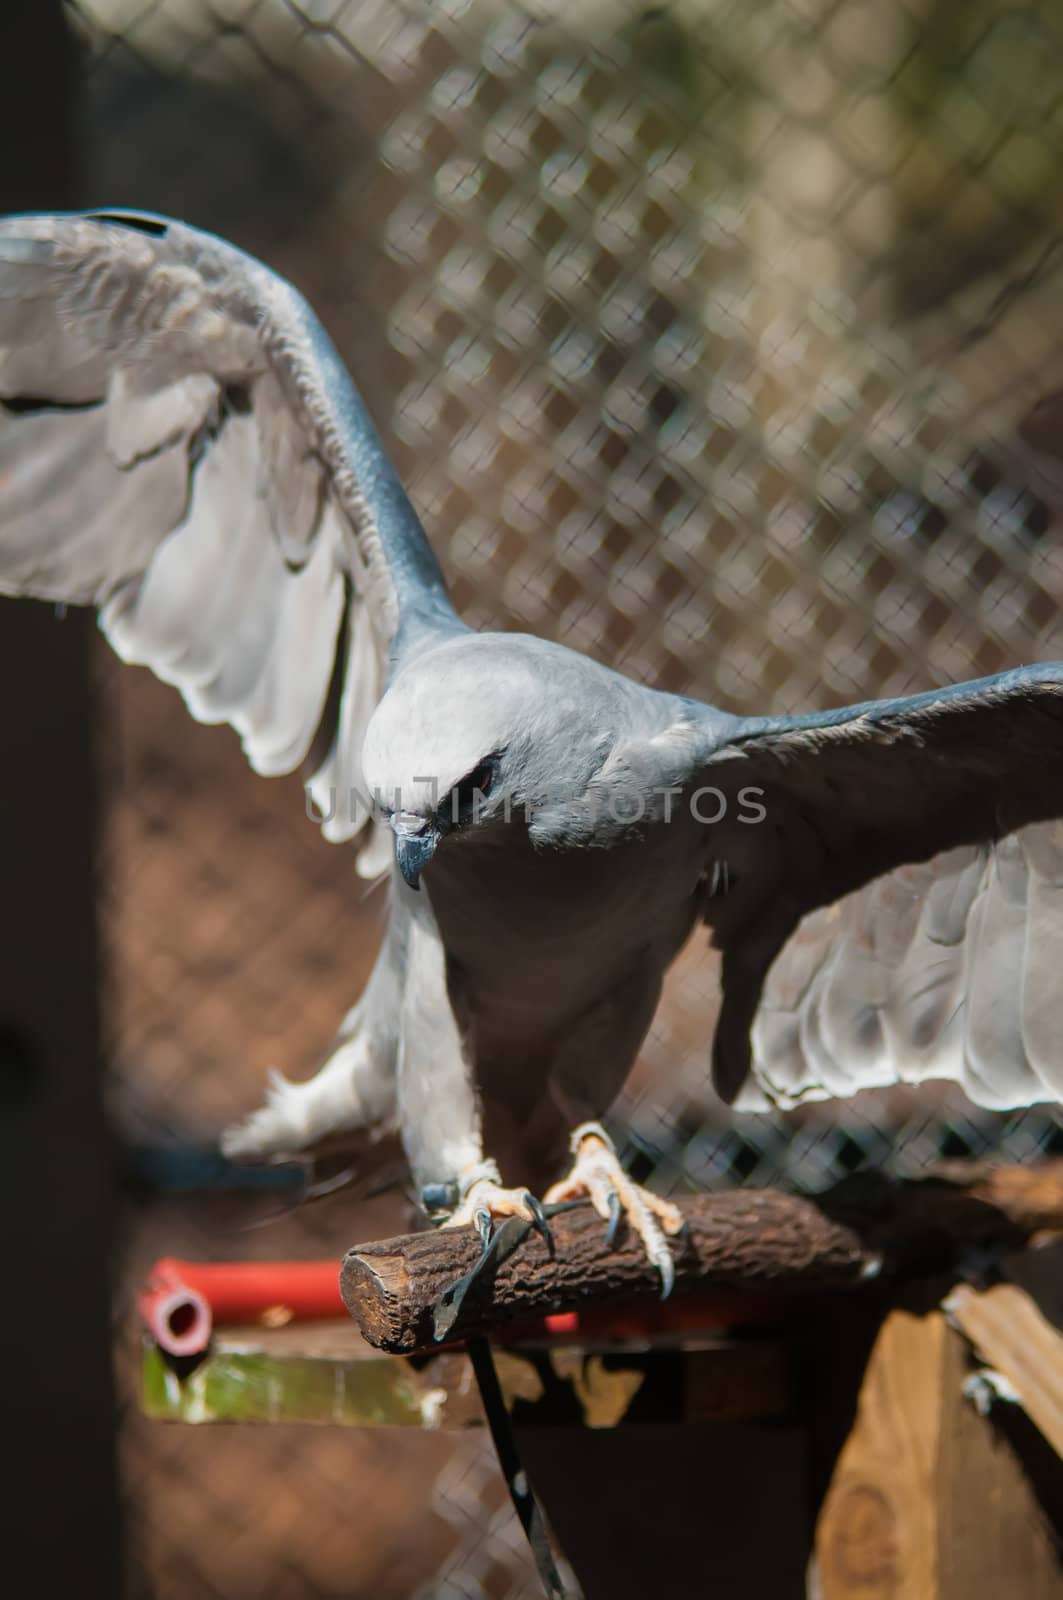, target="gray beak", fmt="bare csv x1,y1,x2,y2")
391,814,440,891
